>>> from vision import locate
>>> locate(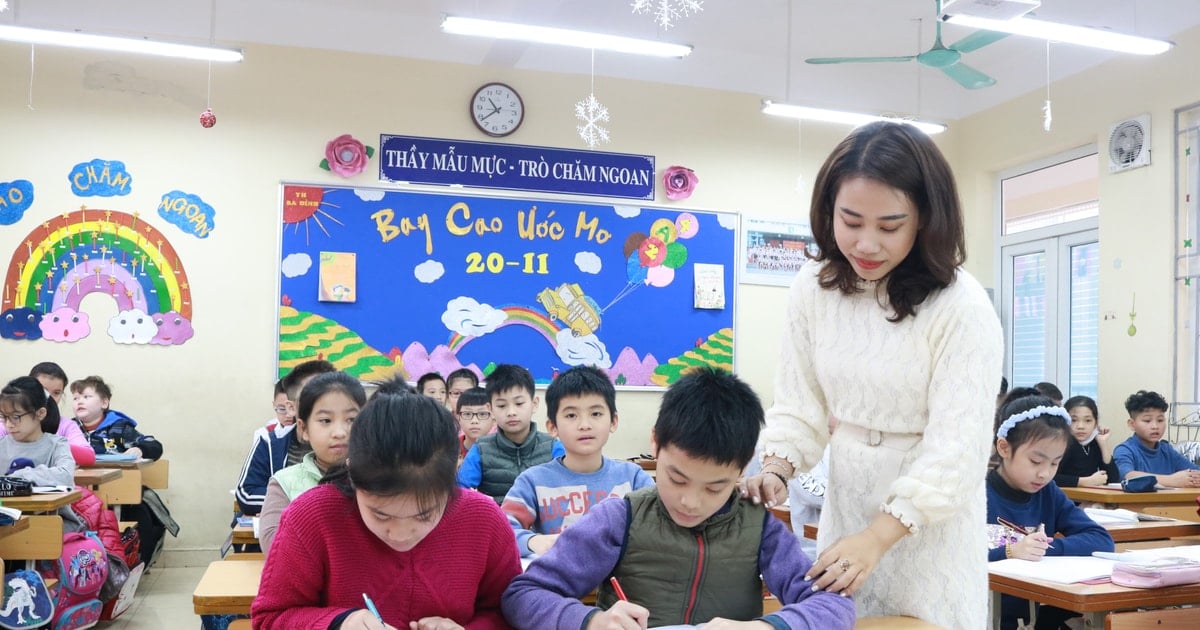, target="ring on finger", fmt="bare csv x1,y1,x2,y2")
839,559,850,571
